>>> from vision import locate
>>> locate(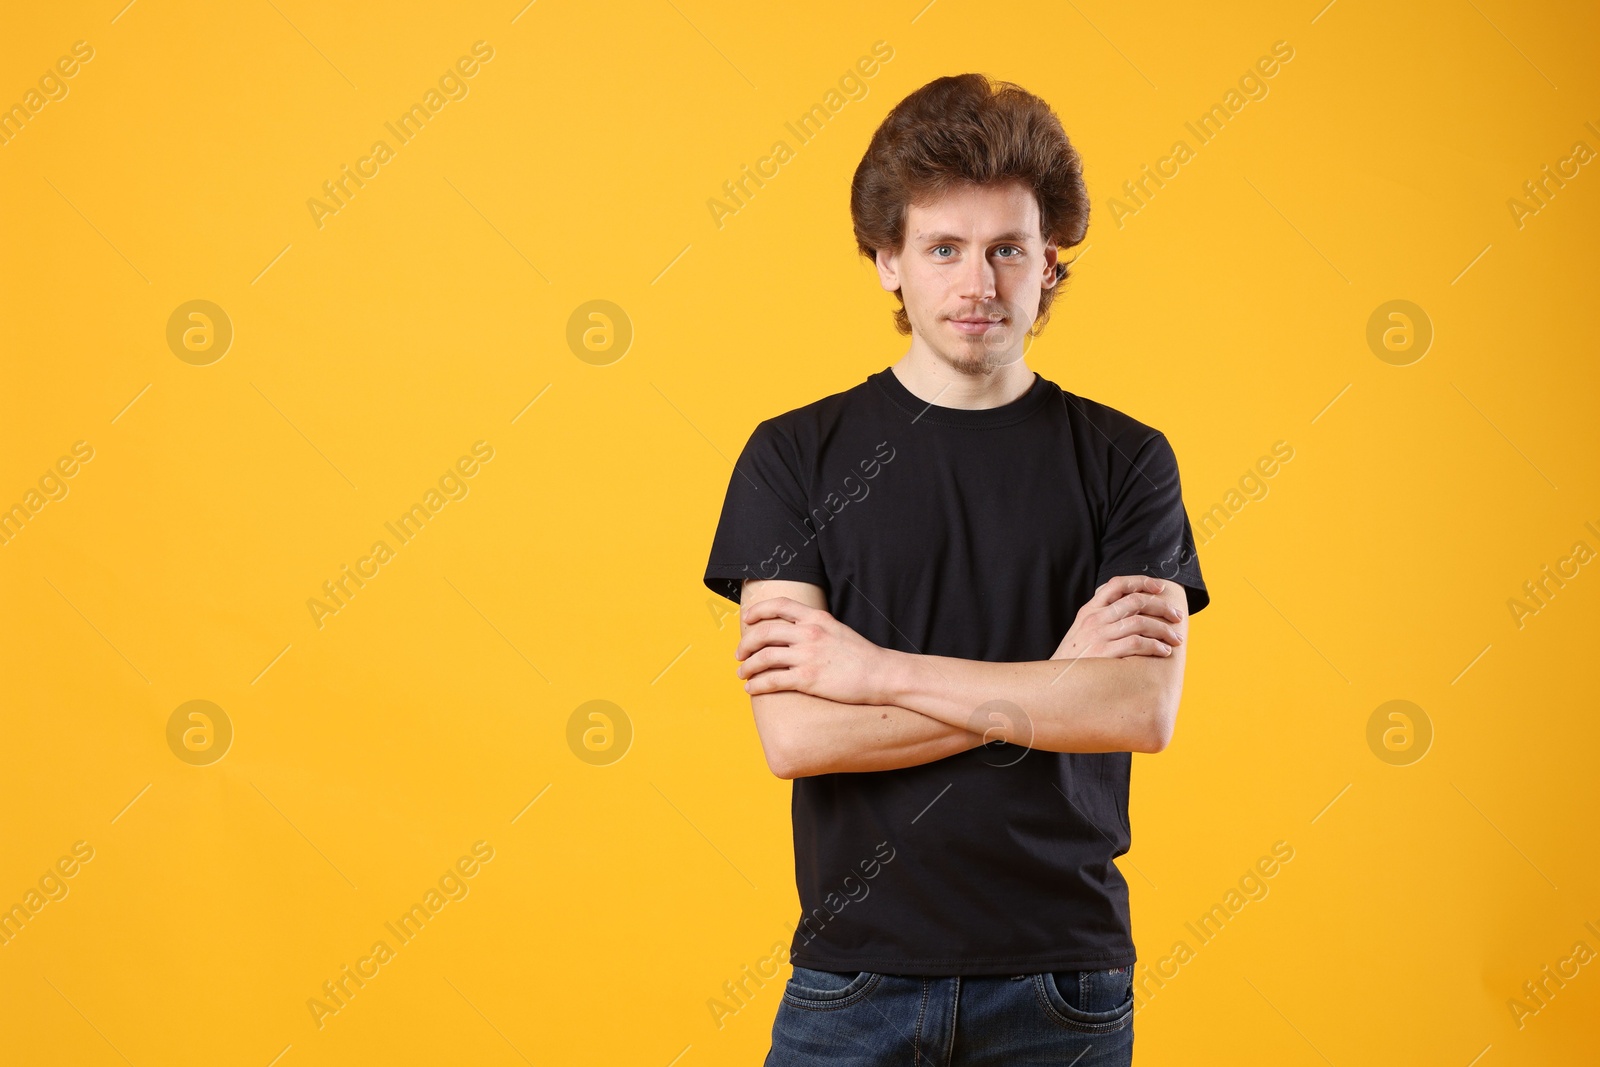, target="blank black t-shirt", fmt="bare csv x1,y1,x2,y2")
703,364,1209,976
